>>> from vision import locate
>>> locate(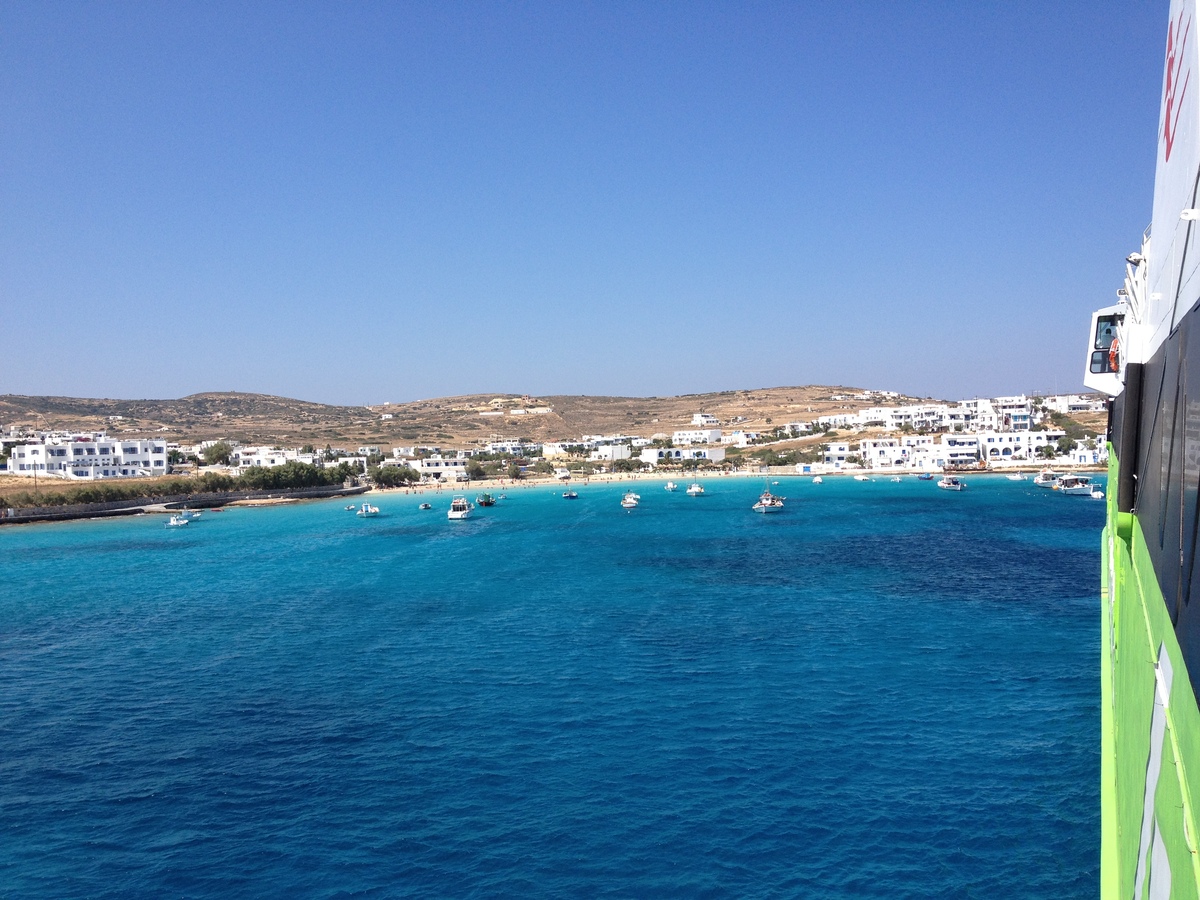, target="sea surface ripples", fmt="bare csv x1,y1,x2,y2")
0,476,1100,897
